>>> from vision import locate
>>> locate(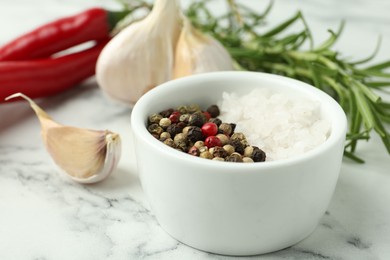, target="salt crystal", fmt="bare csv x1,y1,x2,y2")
219,89,331,161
